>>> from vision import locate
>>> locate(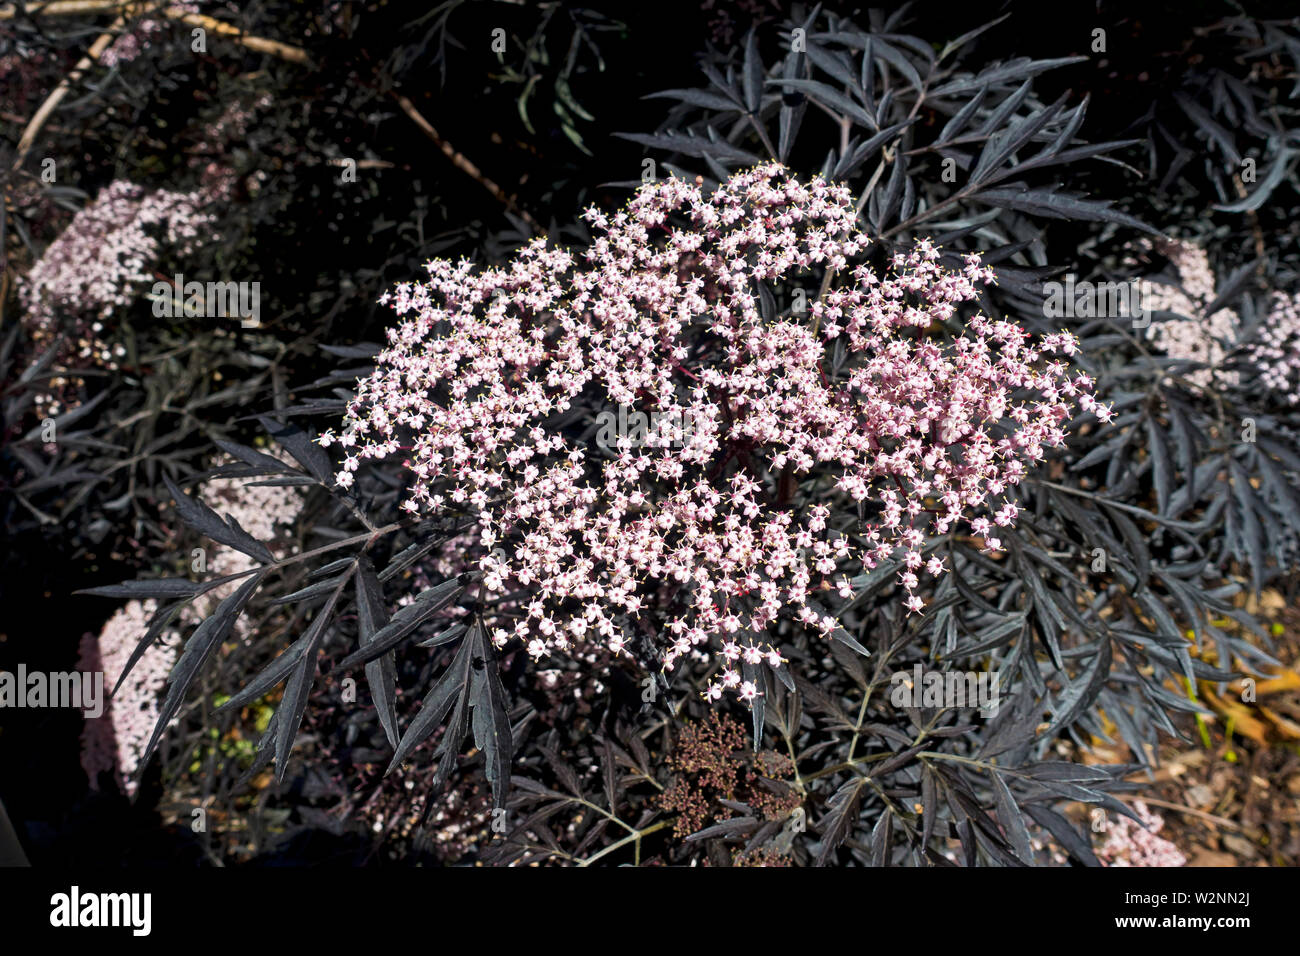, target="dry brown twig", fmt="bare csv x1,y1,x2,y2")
389,92,541,233
1116,792,1264,839
6,2,310,171
0,0,129,16
5,1,535,230
0,2,311,62
166,8,311,64
10,16,125,171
